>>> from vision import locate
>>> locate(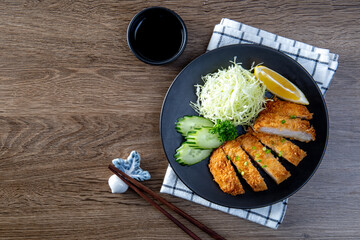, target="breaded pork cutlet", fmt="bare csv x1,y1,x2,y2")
253,98,316,142
222,140,268,192
237,133,291,184
253,112,316,142
251,130,307,166
208,148,245,195
264,98,313,120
